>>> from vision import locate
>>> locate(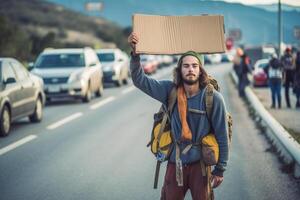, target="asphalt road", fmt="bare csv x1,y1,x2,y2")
0,63,299,200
